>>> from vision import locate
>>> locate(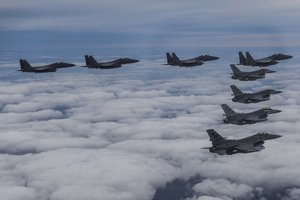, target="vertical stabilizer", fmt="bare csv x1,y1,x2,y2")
239,52,247,65
171,53,182,65
230,85,243,96
221,104,236,117
206,129,225,145
246,52,256,65
85,55,91,65
19,59,33,71
230,64,241,74
88,56,98,65
166,53,172,65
